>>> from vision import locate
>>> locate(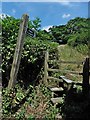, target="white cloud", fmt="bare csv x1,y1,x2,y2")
62,13,71,18
0,13,10,19
59,1,81,7
42,25,53,32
